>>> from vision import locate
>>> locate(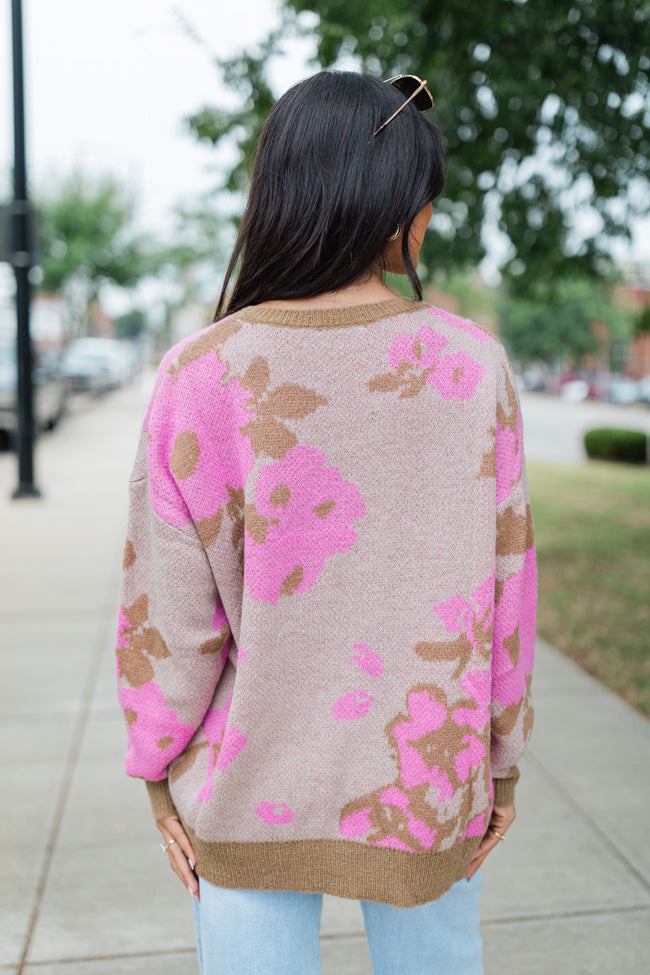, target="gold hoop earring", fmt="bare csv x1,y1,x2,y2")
387,225,401,241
